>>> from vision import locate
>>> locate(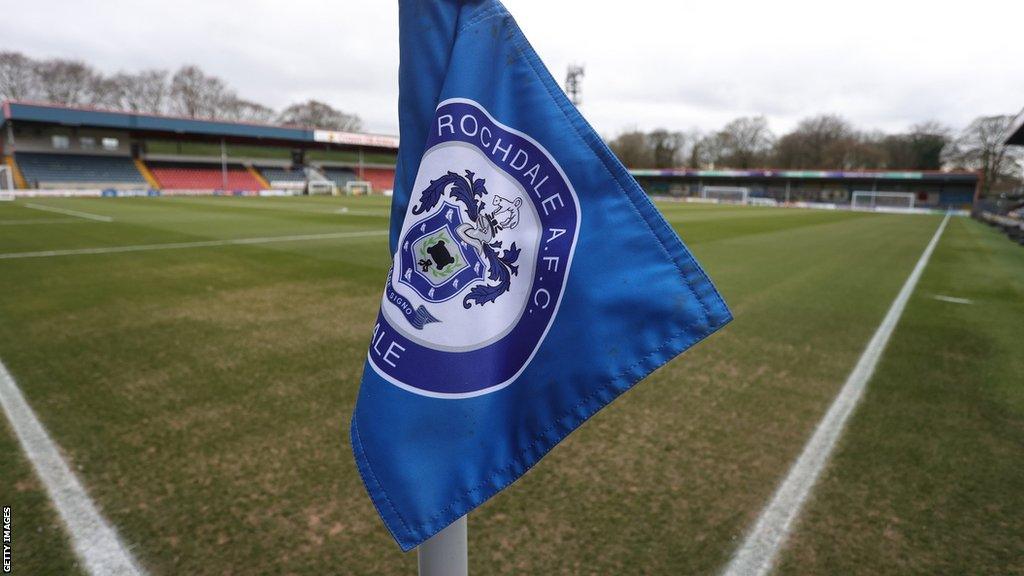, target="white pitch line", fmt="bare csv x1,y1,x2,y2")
722,212,951,576
23,203,114,222
0,229,387,260
0,359,145,575
932,294,972,305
